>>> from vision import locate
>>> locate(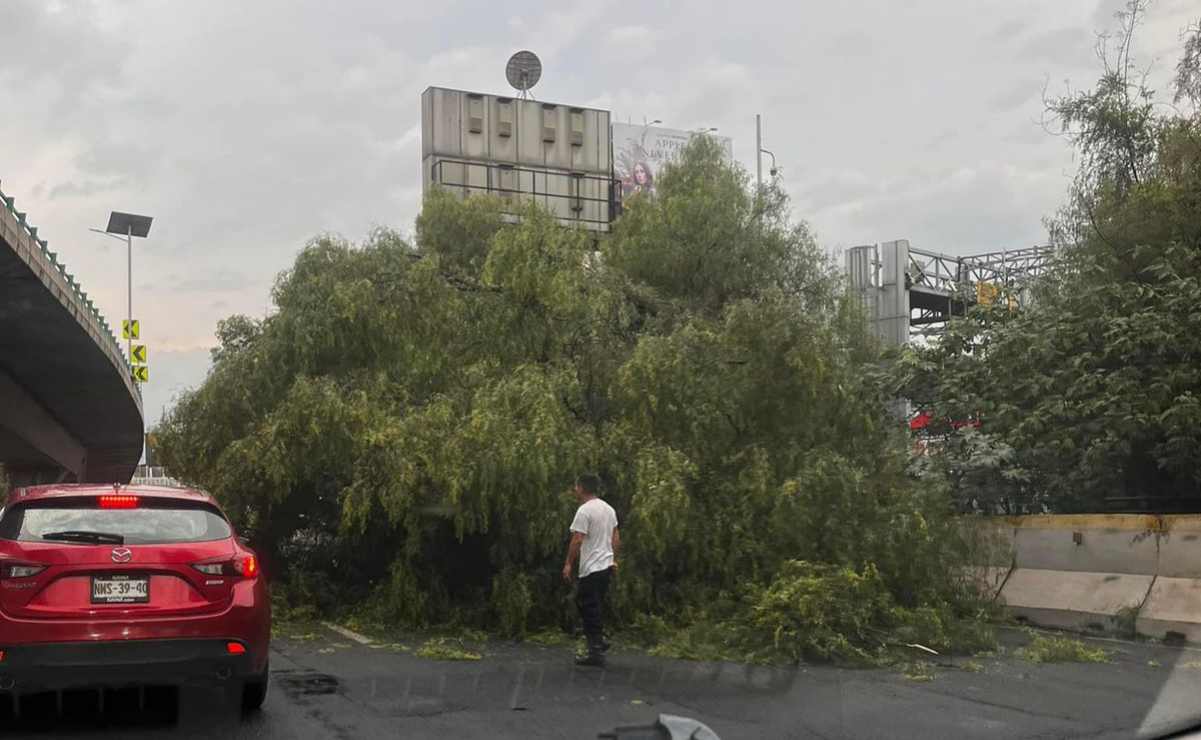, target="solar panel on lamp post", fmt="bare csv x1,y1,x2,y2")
89,211,153,371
